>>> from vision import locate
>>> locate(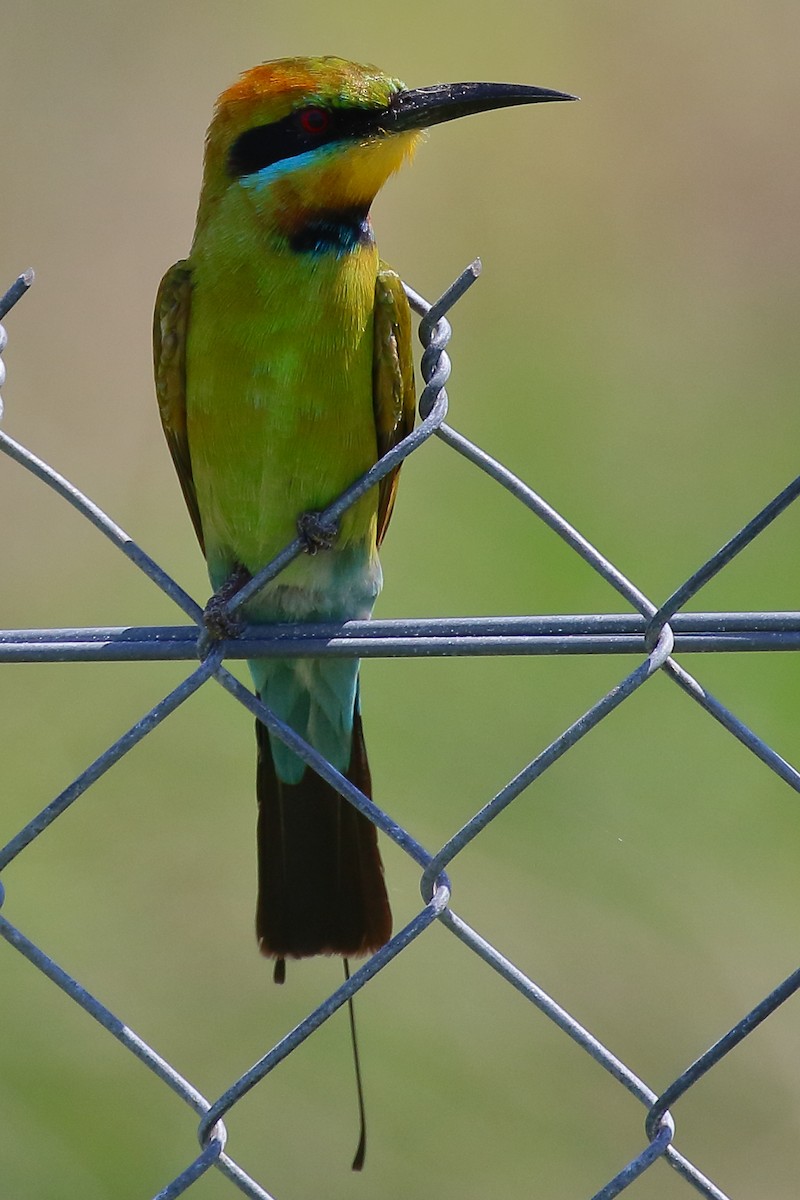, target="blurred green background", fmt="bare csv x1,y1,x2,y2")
2,2,800,1197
